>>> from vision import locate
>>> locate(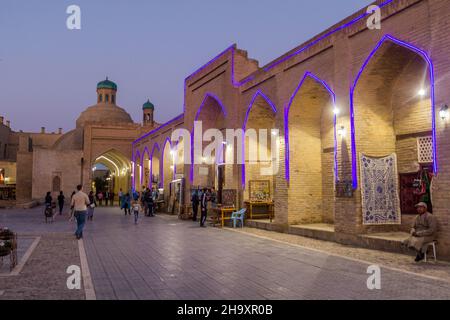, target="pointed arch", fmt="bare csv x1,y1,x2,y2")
161,137,173,188
242,90,278,188
284,71,337,183
349,34,437,189
149,143,161,188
